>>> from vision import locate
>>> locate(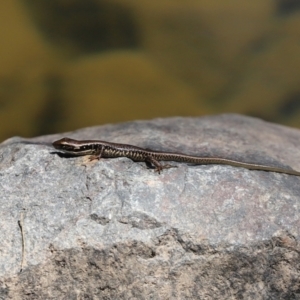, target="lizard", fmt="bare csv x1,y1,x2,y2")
52,137,300,176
